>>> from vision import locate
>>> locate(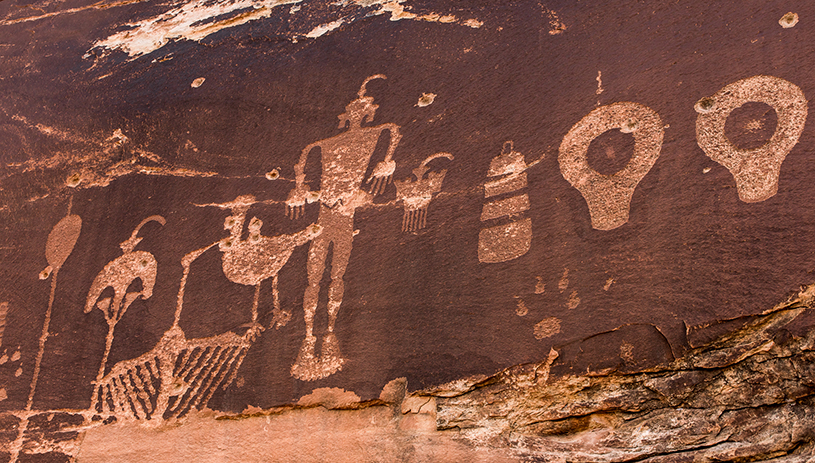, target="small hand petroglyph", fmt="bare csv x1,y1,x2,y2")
395,152,453,232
